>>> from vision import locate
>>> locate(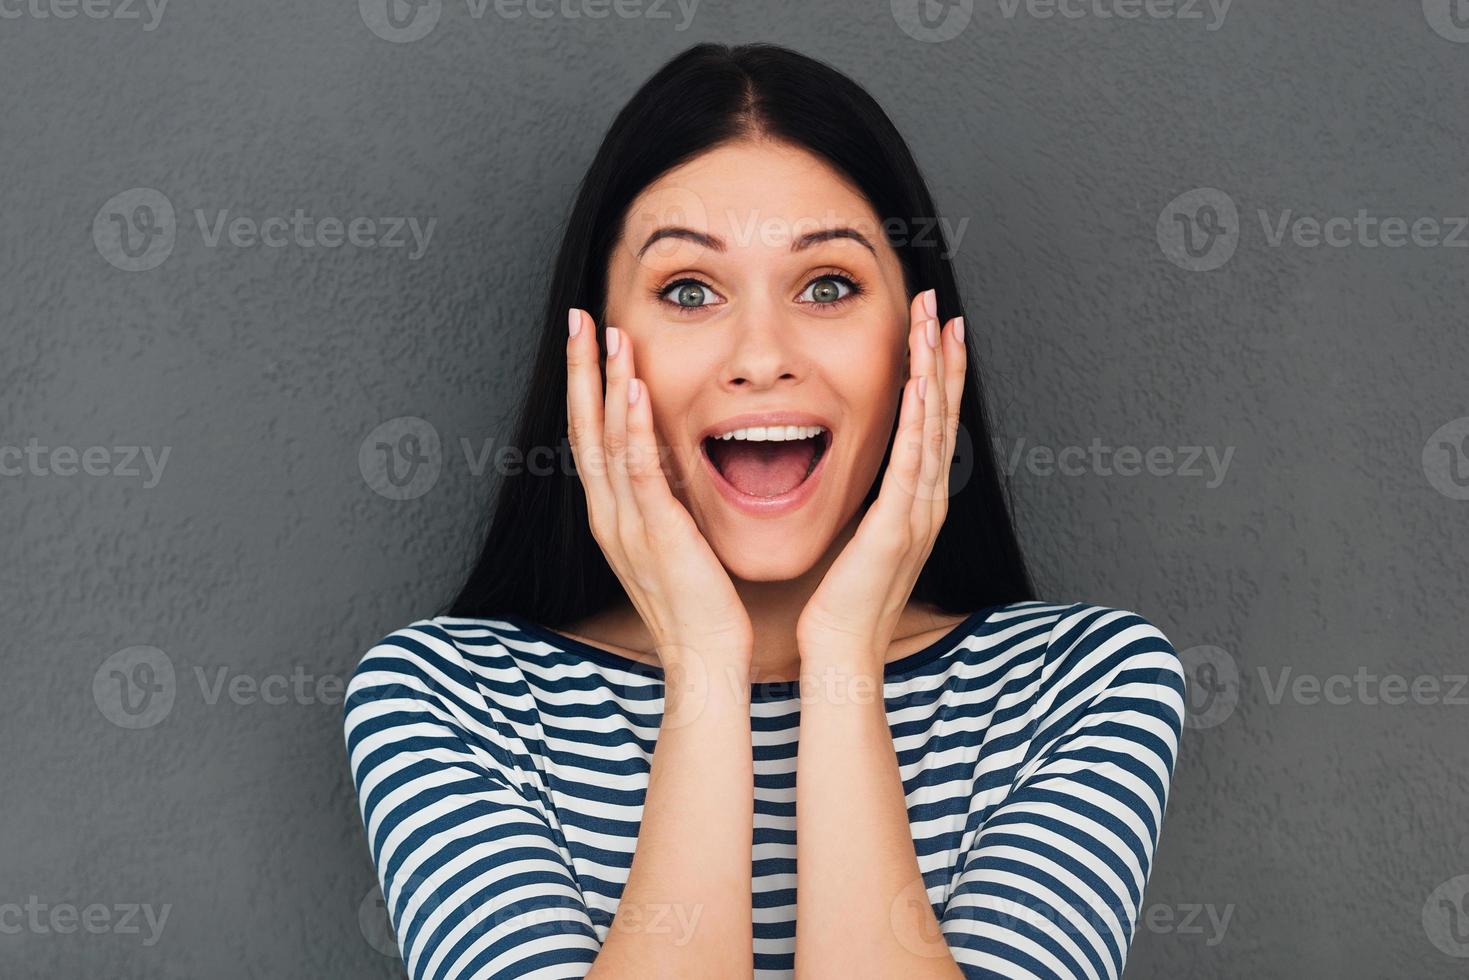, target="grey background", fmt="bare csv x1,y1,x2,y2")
3,0,1467,977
